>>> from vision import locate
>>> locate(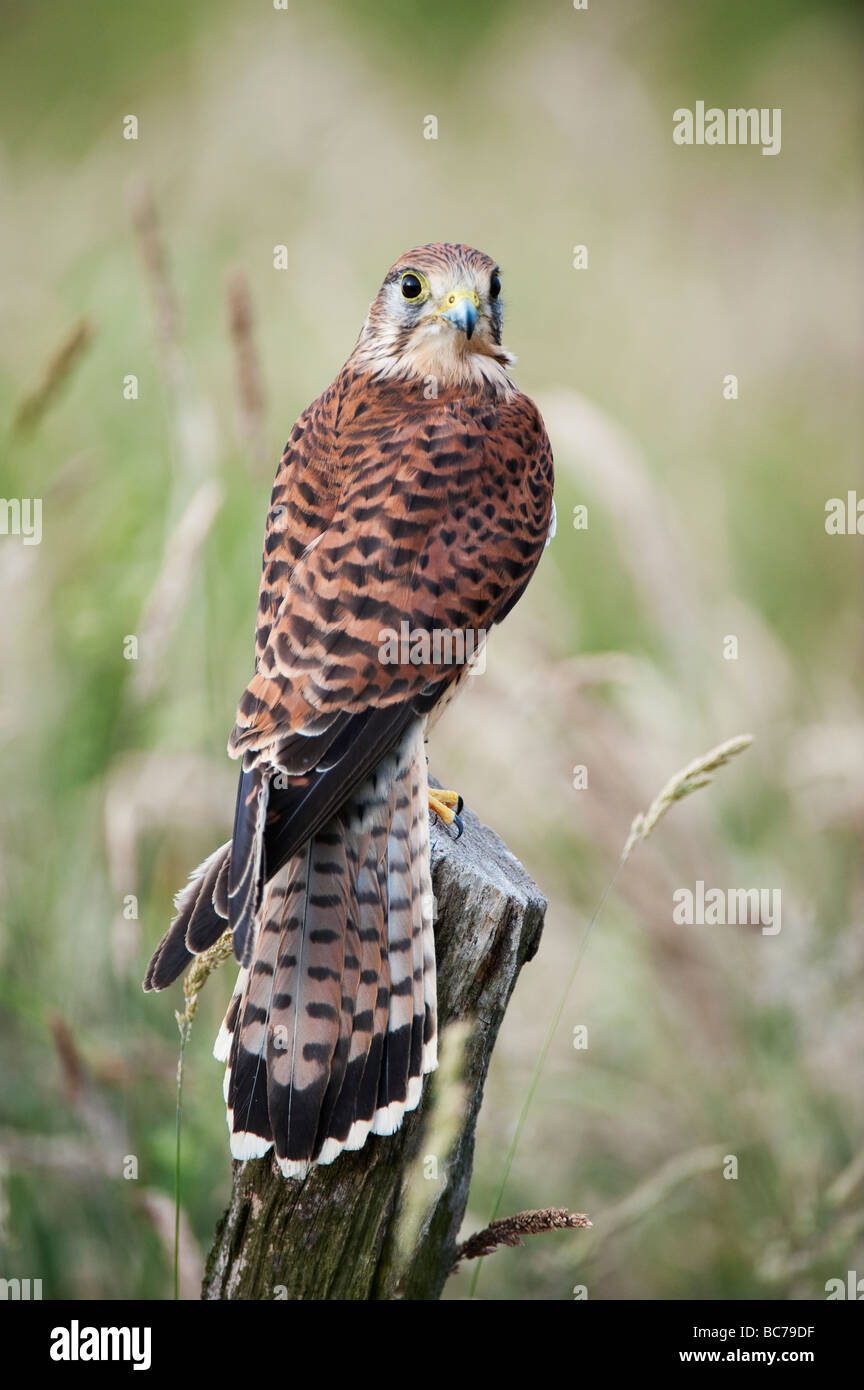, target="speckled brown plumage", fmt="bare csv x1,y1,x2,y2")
144,243,554,1175
233,374,552,751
